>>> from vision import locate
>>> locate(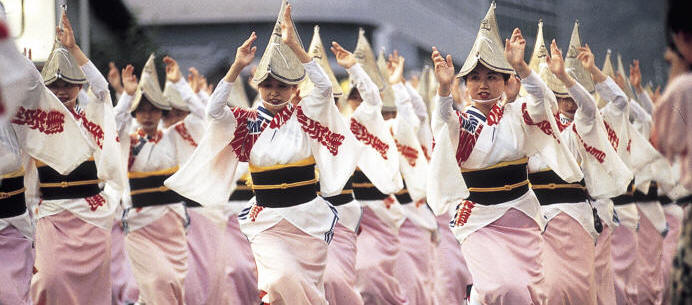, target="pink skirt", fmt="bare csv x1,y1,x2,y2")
461,208,547,305
594,222,617,305
542,212,596,305
611,223,639,305
434,215,472,304
125,210,188,305
184,209,229,305
31,210,111,305
110,222,139,304
394,218,435,305
355,206,409,305
225,214,259,305
324,222,364,305
0,225,34,305
250,219,329,305
661,207,683,305
636,207,664,305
